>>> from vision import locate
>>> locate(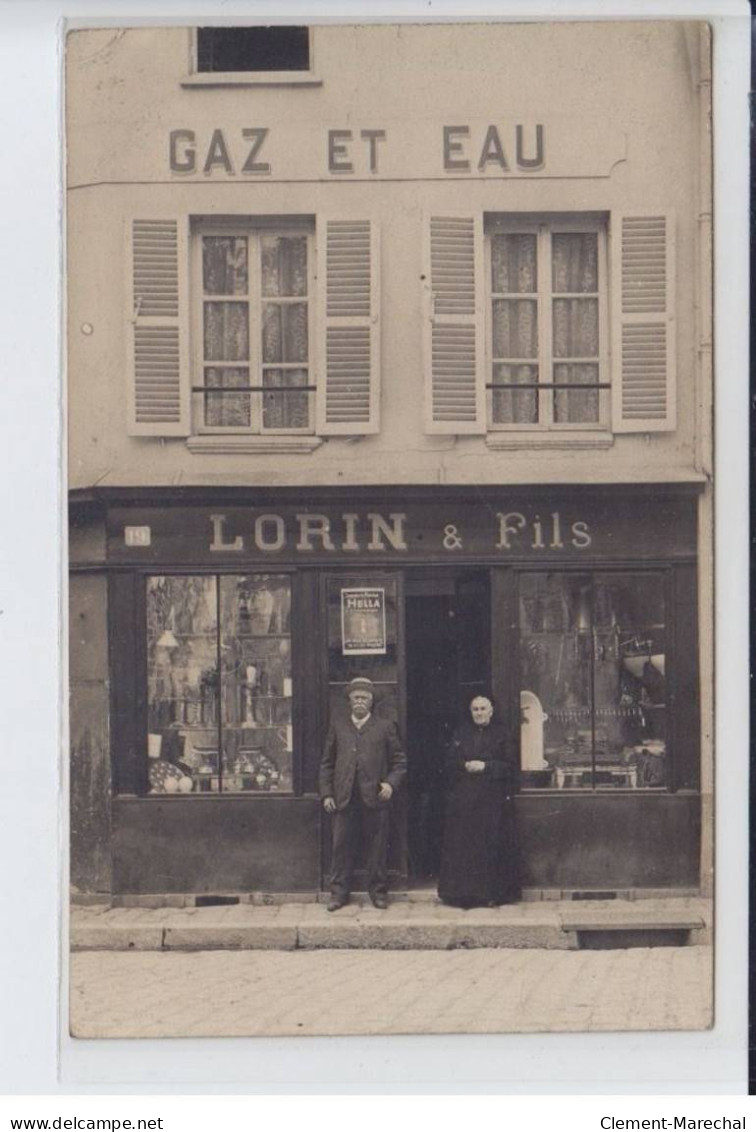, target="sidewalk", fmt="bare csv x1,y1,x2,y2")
70,895,710,952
